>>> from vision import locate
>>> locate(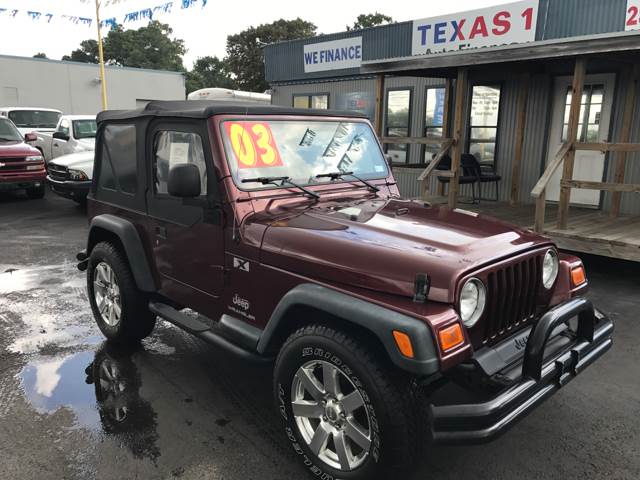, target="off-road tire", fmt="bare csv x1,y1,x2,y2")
26,185,45,199
87,241,156,343
274,324,422,480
